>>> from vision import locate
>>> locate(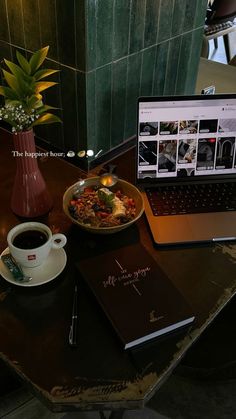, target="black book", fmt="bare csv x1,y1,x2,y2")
77,244,195,350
